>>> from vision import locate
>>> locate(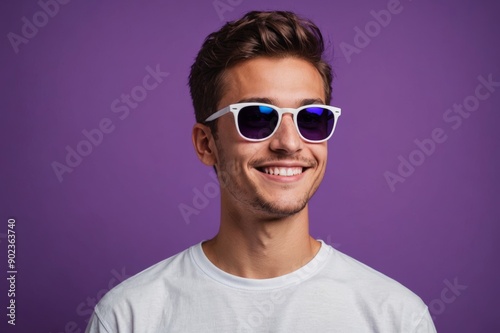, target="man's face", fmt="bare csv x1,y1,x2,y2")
212,56,328,219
